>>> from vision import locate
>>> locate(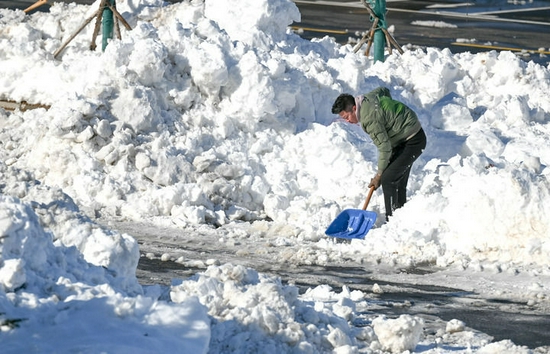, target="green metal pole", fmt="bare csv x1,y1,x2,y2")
102,0,115,51
370,0,387,62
